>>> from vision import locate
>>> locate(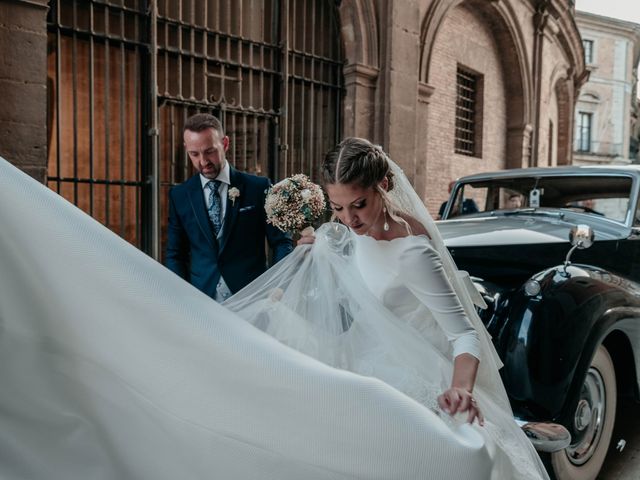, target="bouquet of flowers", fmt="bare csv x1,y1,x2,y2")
265,174,326,234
